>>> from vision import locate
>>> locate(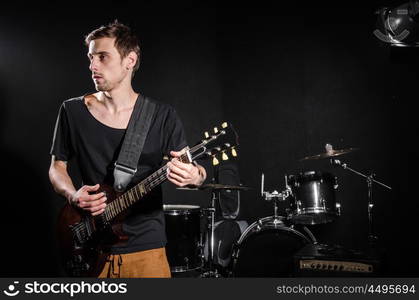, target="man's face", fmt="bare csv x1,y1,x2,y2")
88,37,130,92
